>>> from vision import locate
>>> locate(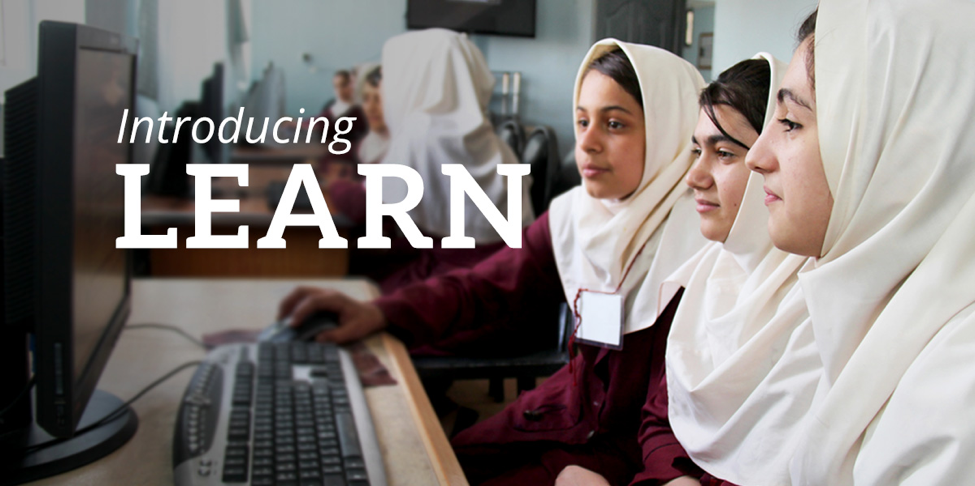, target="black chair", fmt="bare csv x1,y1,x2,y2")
411,302,576,402
497,119,525,159
520,125,561,215
551,151,582,201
